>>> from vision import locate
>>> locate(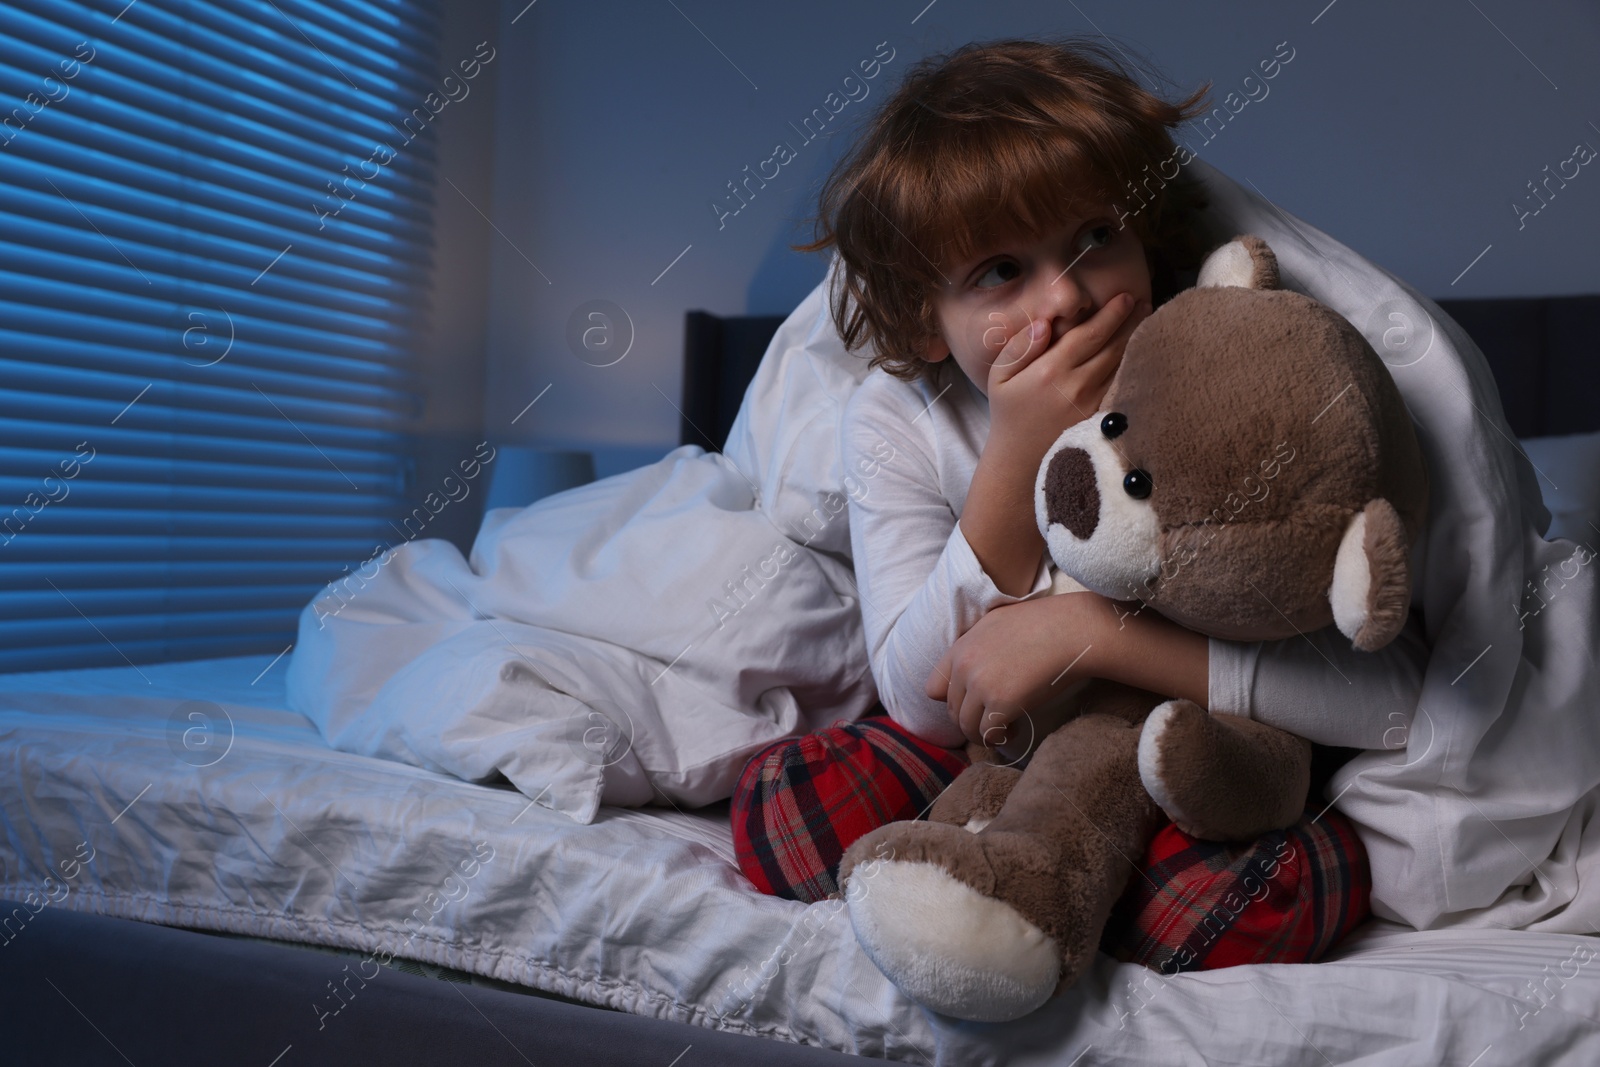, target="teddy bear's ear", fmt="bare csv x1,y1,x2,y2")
1197,235,1281,291
1329,499,1412,651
